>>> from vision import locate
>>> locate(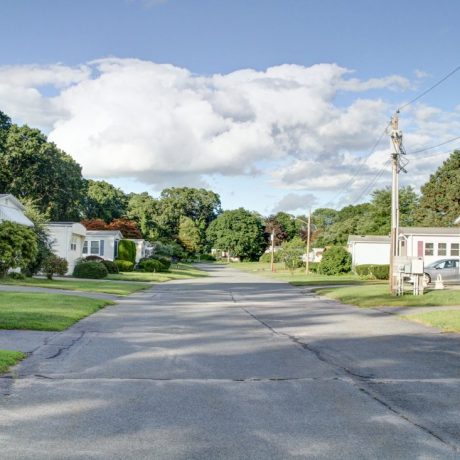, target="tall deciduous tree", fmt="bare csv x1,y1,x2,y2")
416,150,460,226
0,110,11,152
126,192,161,241
0,125,85,220
206,208,265,260
83,180,127,222
178,216,201,254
